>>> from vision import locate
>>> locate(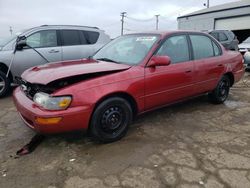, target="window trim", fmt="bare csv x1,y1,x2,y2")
25,29,59,49
153,33,192,65
188,33,222,61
